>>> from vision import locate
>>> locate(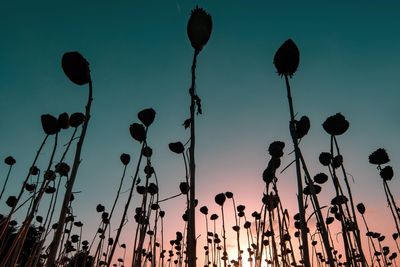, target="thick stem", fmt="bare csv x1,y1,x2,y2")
46,79,93,267
187,49,199,267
